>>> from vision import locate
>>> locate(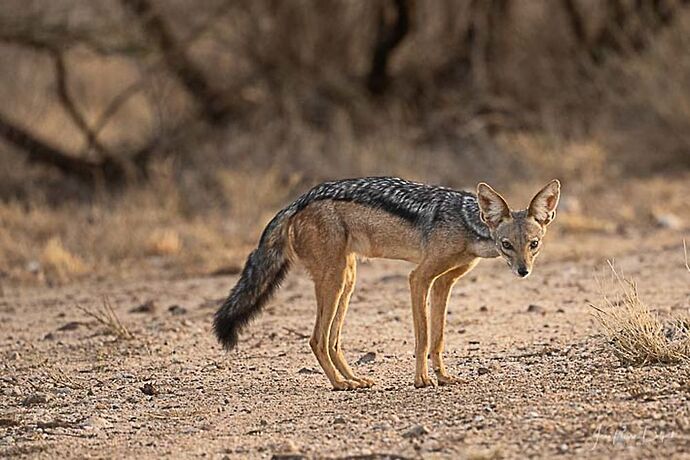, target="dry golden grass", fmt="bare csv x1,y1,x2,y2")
41,237,88,282
557,214,617,234
77,297,133,340
0,164,688,286
0,163,303,284
147,229,182,256
591,261,690,366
